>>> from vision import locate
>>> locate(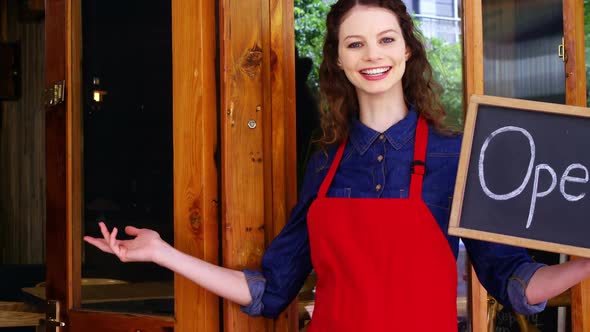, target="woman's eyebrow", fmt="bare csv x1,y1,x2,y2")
378,28,401,36
343,28,401,41
343,34,363,41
